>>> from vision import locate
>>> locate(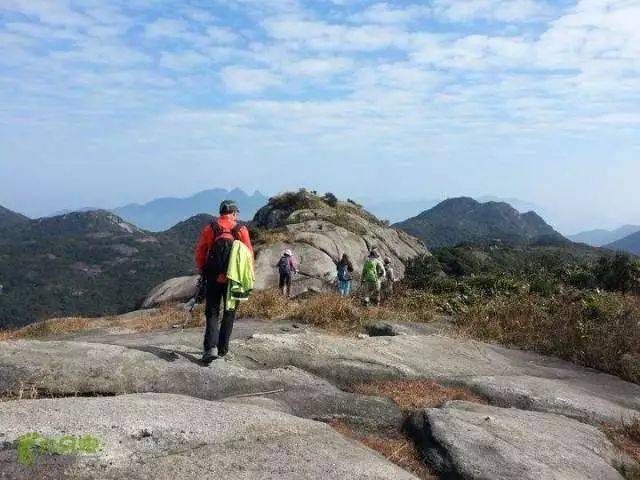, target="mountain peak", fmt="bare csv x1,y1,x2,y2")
395,197,565,249
0,205,30,229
